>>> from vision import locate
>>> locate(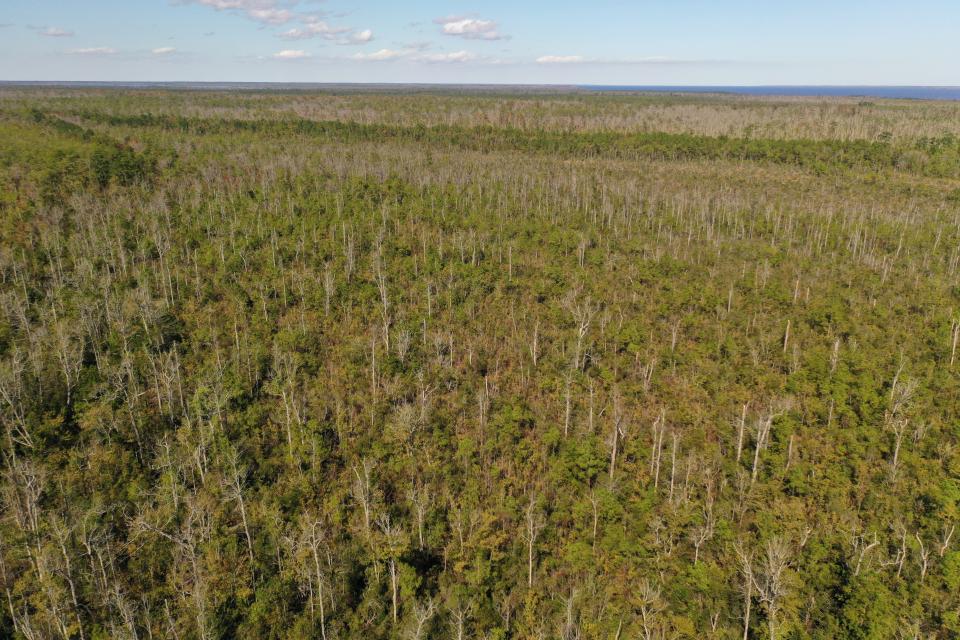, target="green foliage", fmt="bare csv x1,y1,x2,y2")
1,87,959,640
70,109,960,177
836,574,899,640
